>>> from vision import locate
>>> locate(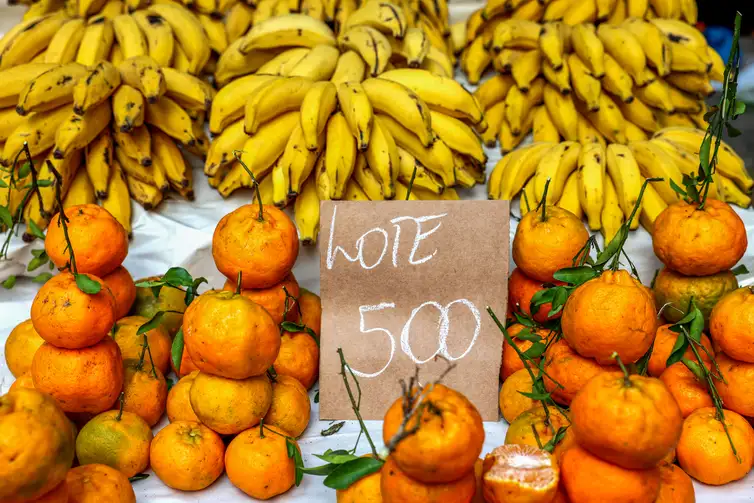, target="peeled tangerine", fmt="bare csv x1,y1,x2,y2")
561,269,657,365
482,444,559,503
